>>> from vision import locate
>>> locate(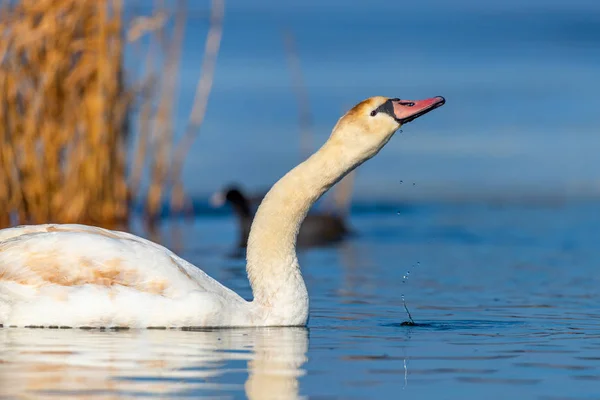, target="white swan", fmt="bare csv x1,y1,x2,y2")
0,95,445,328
